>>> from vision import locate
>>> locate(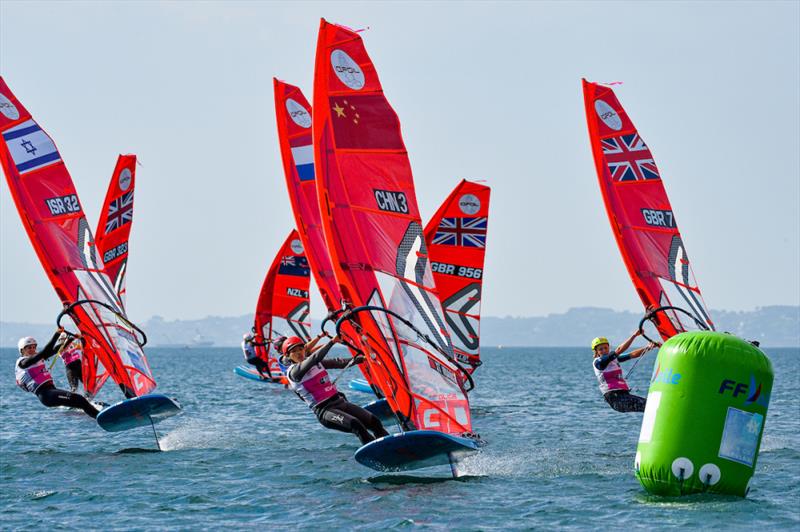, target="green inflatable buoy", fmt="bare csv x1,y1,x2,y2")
635,331,773,497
